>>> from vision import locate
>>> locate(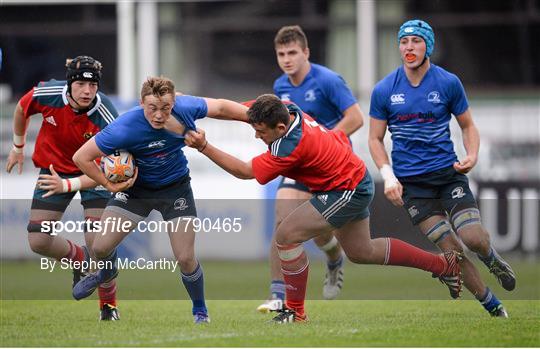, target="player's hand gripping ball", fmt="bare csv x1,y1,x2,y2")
101,150,135,183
